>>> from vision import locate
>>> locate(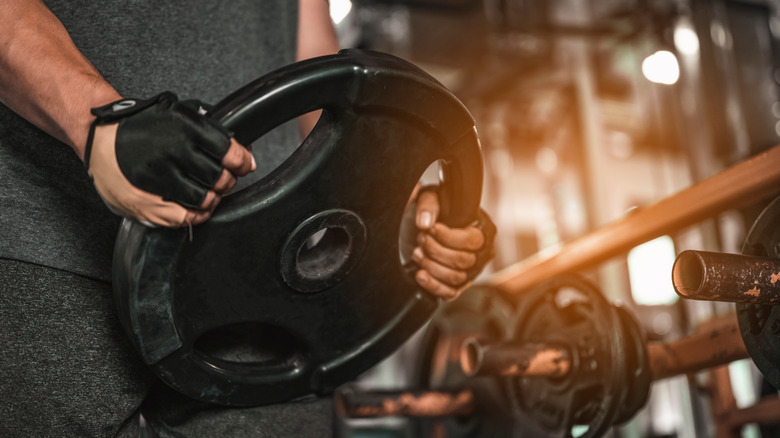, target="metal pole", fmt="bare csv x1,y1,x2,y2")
647,313,749,381
672,250,780,305
489,145,780,294
718,396,780,436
